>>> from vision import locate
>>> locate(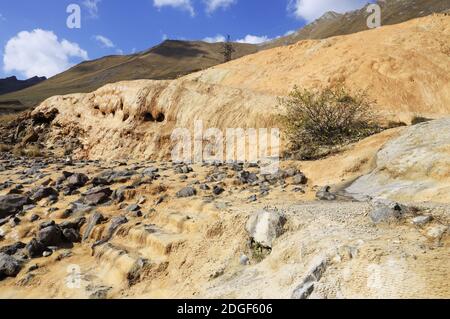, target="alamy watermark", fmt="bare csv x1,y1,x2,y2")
66,264,82,289
171,121,280,175
367,4,381,29
66,4,81,29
